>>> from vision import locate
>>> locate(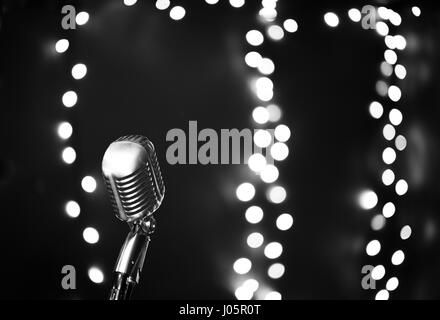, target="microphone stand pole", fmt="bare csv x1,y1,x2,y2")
109,217,156,300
